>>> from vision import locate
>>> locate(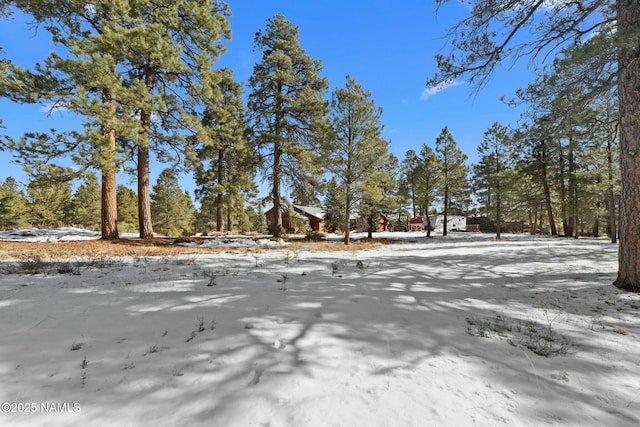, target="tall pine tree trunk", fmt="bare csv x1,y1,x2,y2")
614,0,640,291
496,181,502,240
137,132,153,239
495,149,501,240
216,149,224,232
137,63,155,239
541,172,557,236
443,182,449,237
539,146,558,235
344,186,352,245
101,130,119,240
101,88,119,240
137,107,154,239
607,137,618,243
272,140,283,237
558,143,570,236
568,141,576,238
